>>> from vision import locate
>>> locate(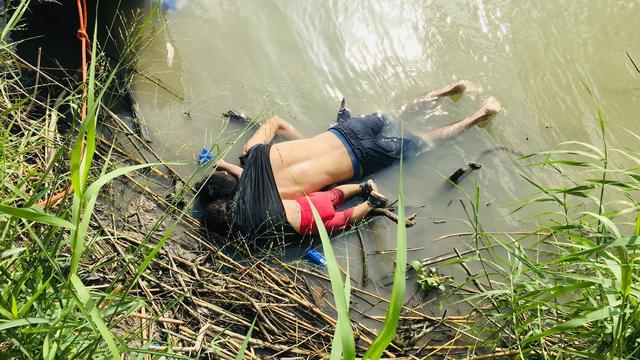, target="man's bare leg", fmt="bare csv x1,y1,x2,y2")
420,97,502,146
398,80,476,117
